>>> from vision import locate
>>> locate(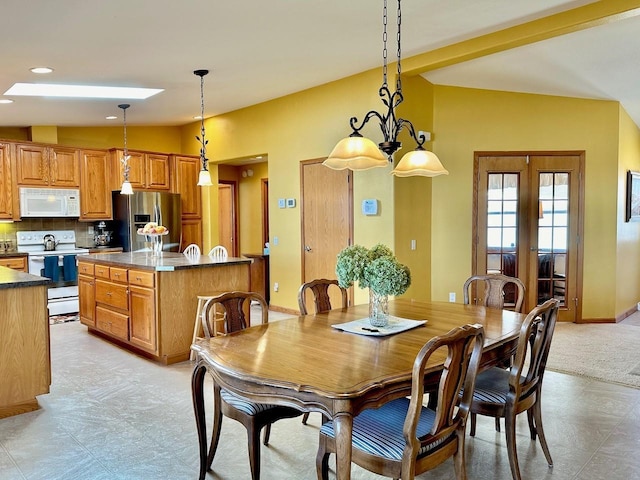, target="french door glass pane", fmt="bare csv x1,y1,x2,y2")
537,172,568,305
